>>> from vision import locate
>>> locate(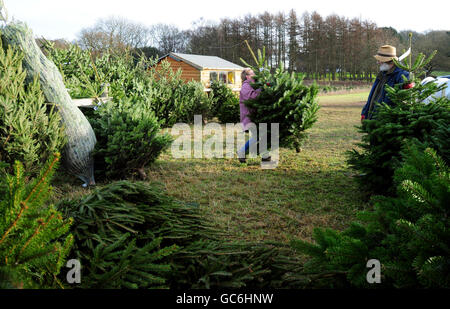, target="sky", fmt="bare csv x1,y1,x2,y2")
3,0,450,41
